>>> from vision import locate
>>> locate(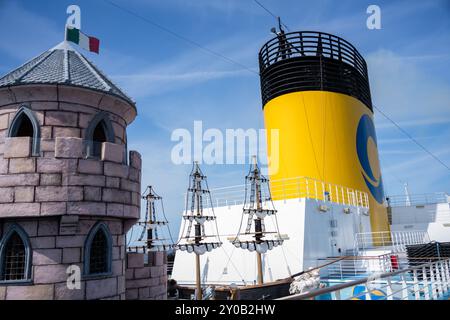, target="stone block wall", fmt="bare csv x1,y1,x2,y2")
0,85,142,299
0,147,141,219
0,85,136,146
0,217,127,300
125,252,167,300
0,85,141,221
